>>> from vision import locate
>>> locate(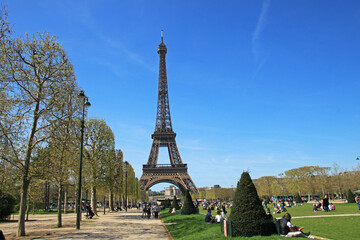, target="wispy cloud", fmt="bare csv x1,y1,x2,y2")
252,0,271,78
64,2,156,75
99,36,157,73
